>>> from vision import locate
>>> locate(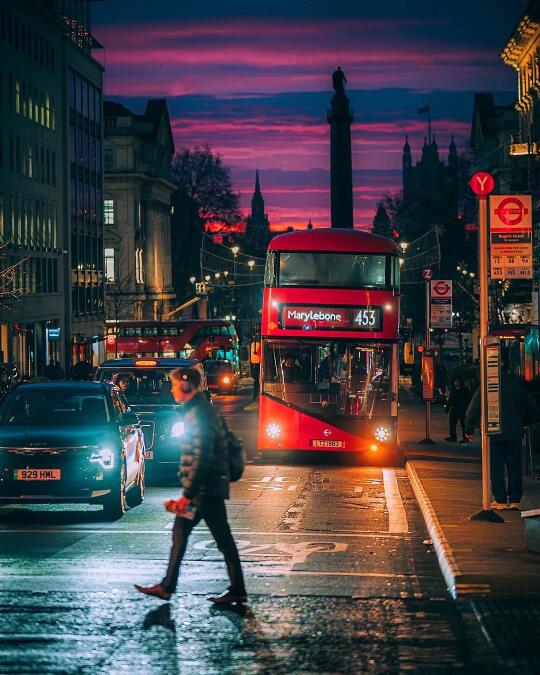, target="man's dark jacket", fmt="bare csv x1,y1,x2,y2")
178,392,230,500
465,373,538,441
446,385,471,416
